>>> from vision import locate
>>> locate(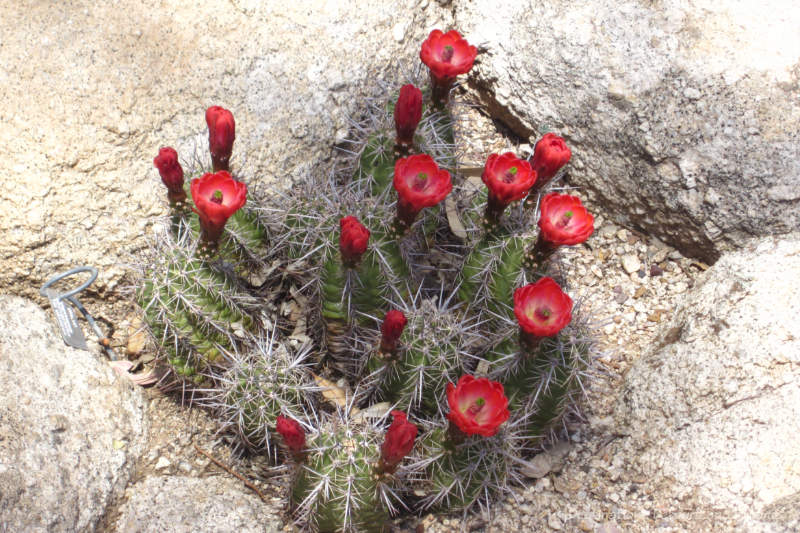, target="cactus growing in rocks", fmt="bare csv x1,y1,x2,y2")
136,30,601,531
